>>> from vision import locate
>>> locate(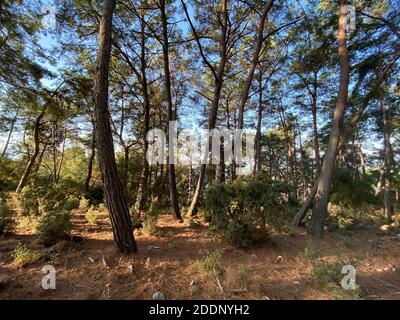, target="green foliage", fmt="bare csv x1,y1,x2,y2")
330,169,378,212
304,240,362,299
203,173,289,247
304,239,320,261
0,193,15,234
63,195,80,211
18,176,82,216
142,214,164,237
79,197,90,211
35,211,72,246
12,244,41,267
192,249,222,275
85,206,99,225
0,157,19,191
